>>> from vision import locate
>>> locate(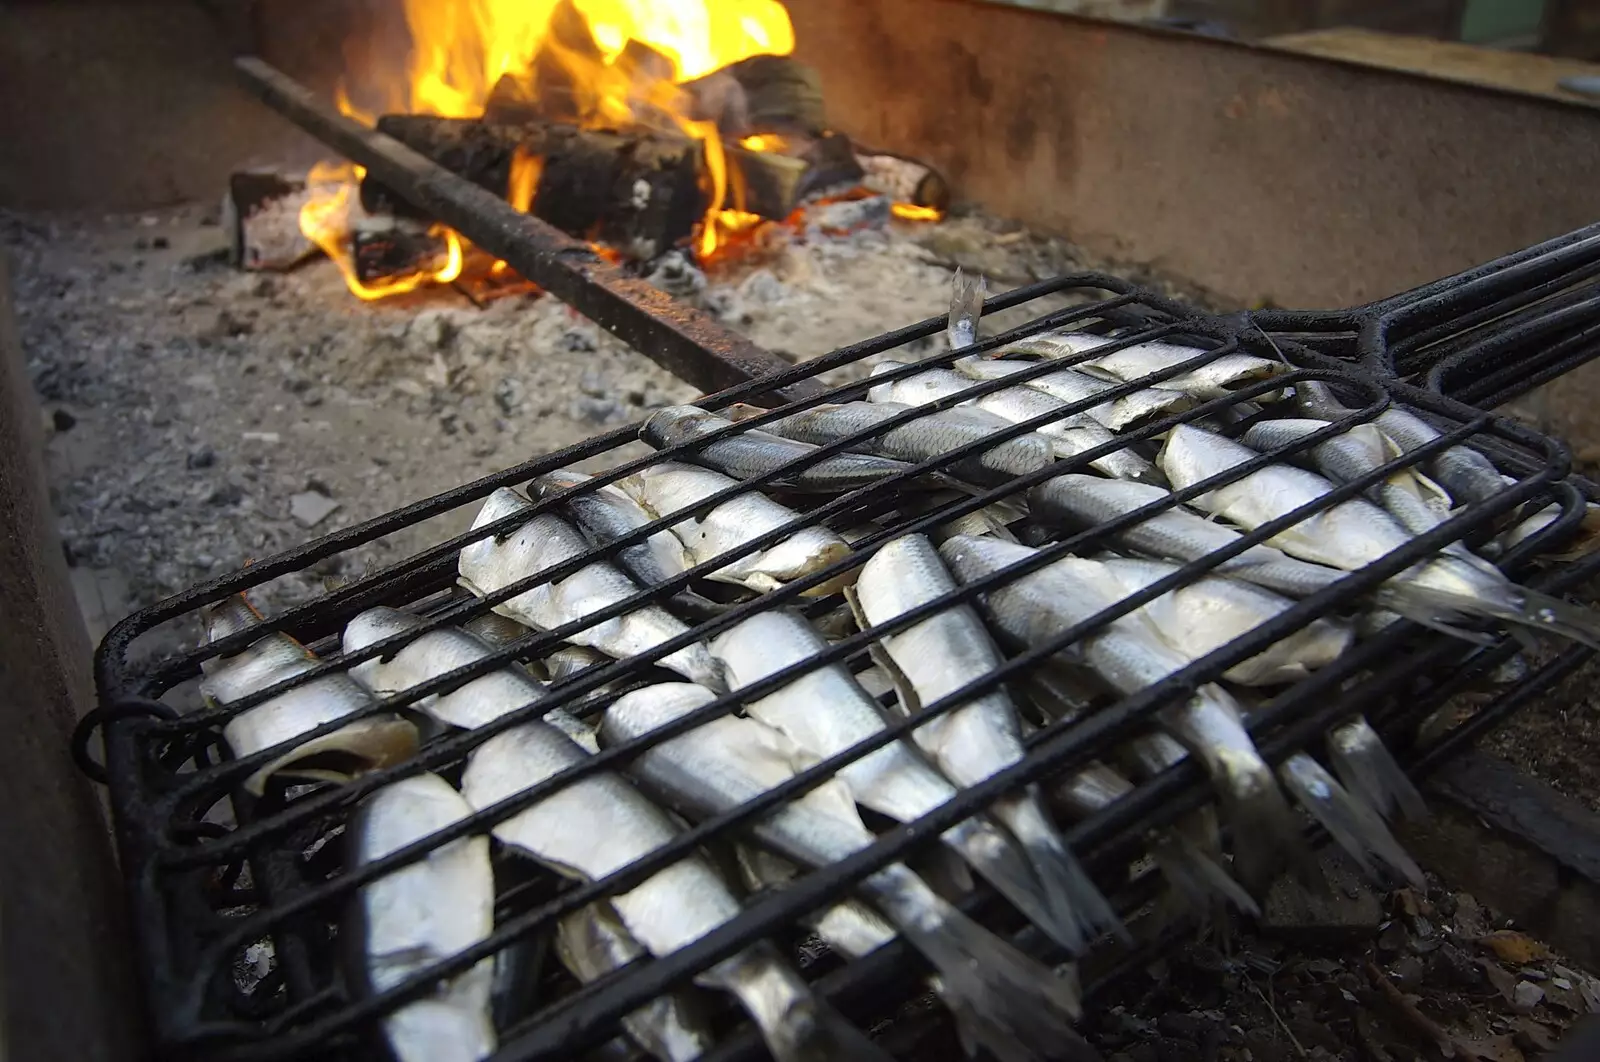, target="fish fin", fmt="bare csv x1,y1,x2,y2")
902,905,1097,1062
996,792,1127,947
1326,718,1428,823
1214,761,1313,895
946,269,987,352
1149,831,1261,918
945,816,1088,954
1384,581,1600,651
706,945,894,1062
1277,753,1425,890
1373,585,1499,645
